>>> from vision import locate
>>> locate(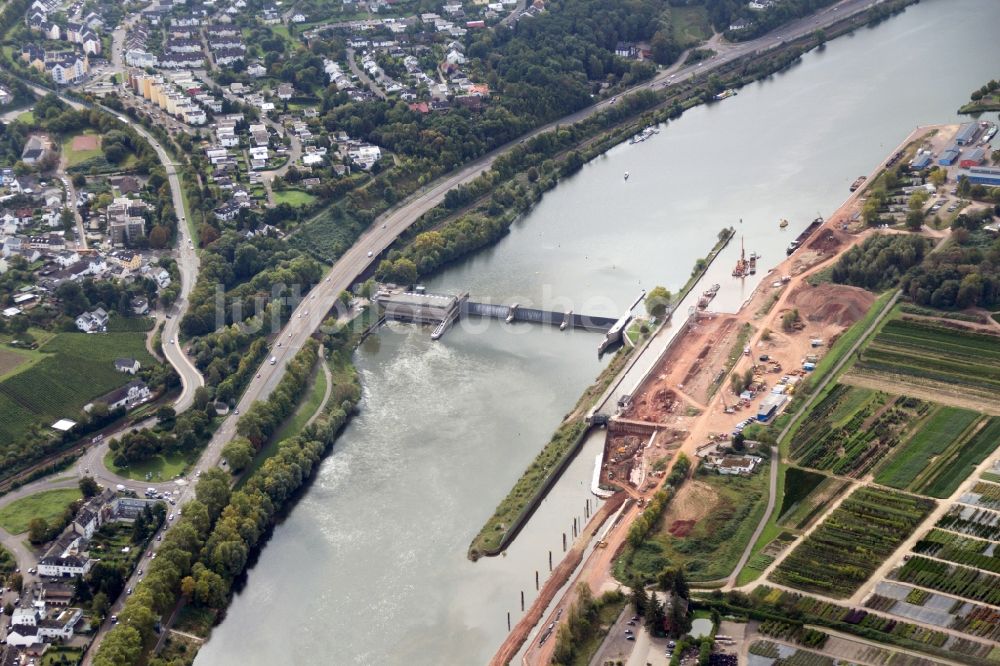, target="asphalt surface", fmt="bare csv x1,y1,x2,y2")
3,0,888,653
